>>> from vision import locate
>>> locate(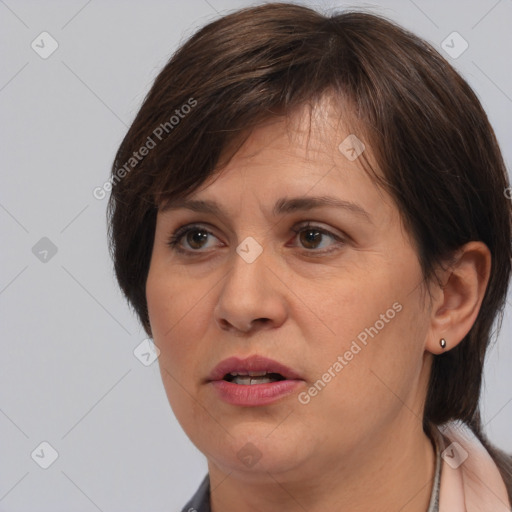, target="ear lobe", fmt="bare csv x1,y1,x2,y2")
425,241,491,355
